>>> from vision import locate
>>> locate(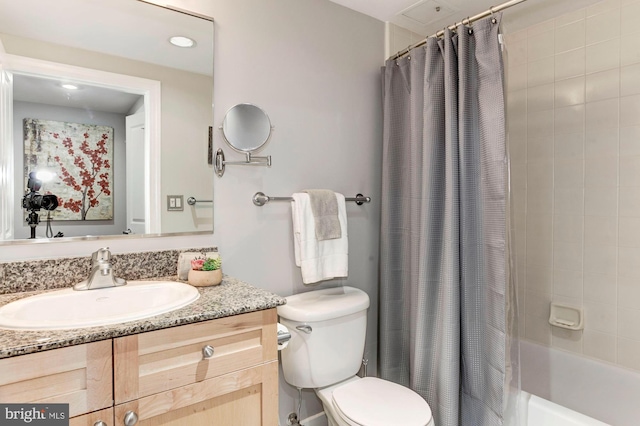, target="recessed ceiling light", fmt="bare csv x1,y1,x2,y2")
61,83,80,90
169,36,196,48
